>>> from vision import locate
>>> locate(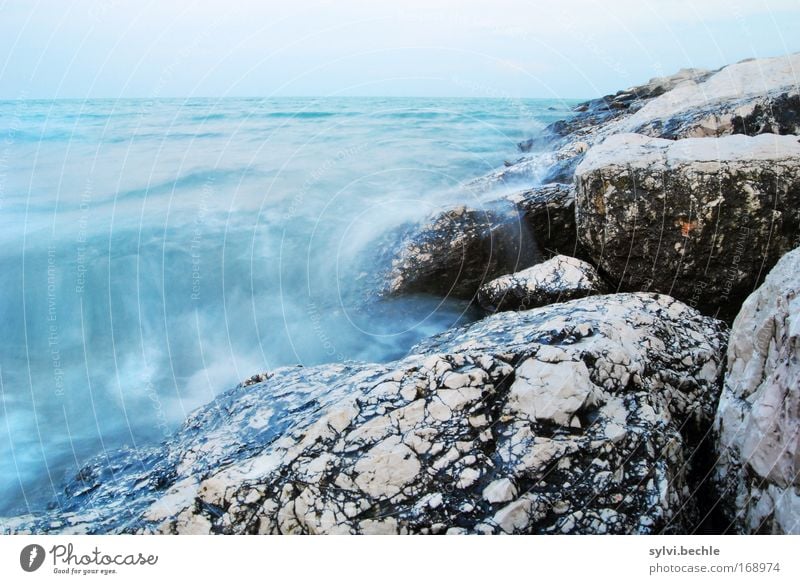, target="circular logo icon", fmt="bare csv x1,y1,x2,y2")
20,544,46,572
